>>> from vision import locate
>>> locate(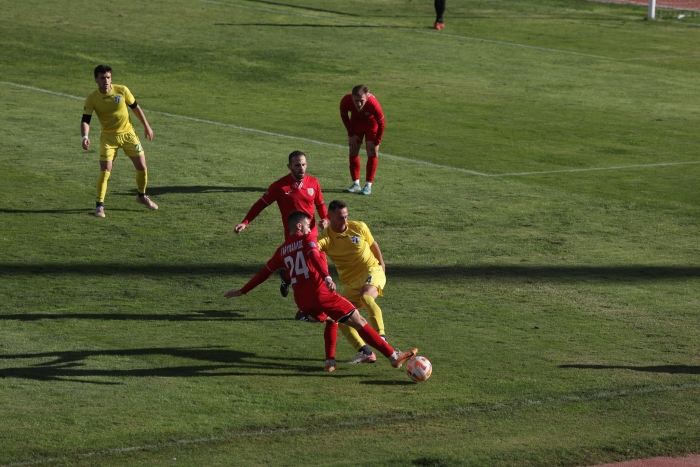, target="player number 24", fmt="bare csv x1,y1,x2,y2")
283,251,310,284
